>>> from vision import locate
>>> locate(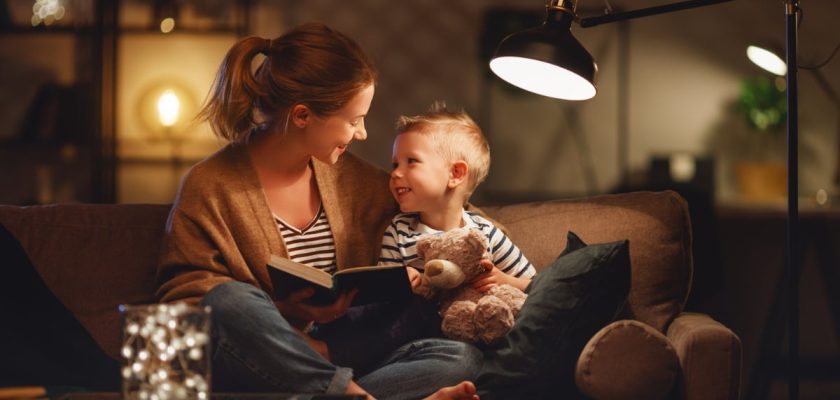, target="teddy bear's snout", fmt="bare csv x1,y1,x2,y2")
424,259,466,289
426,261,444,277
